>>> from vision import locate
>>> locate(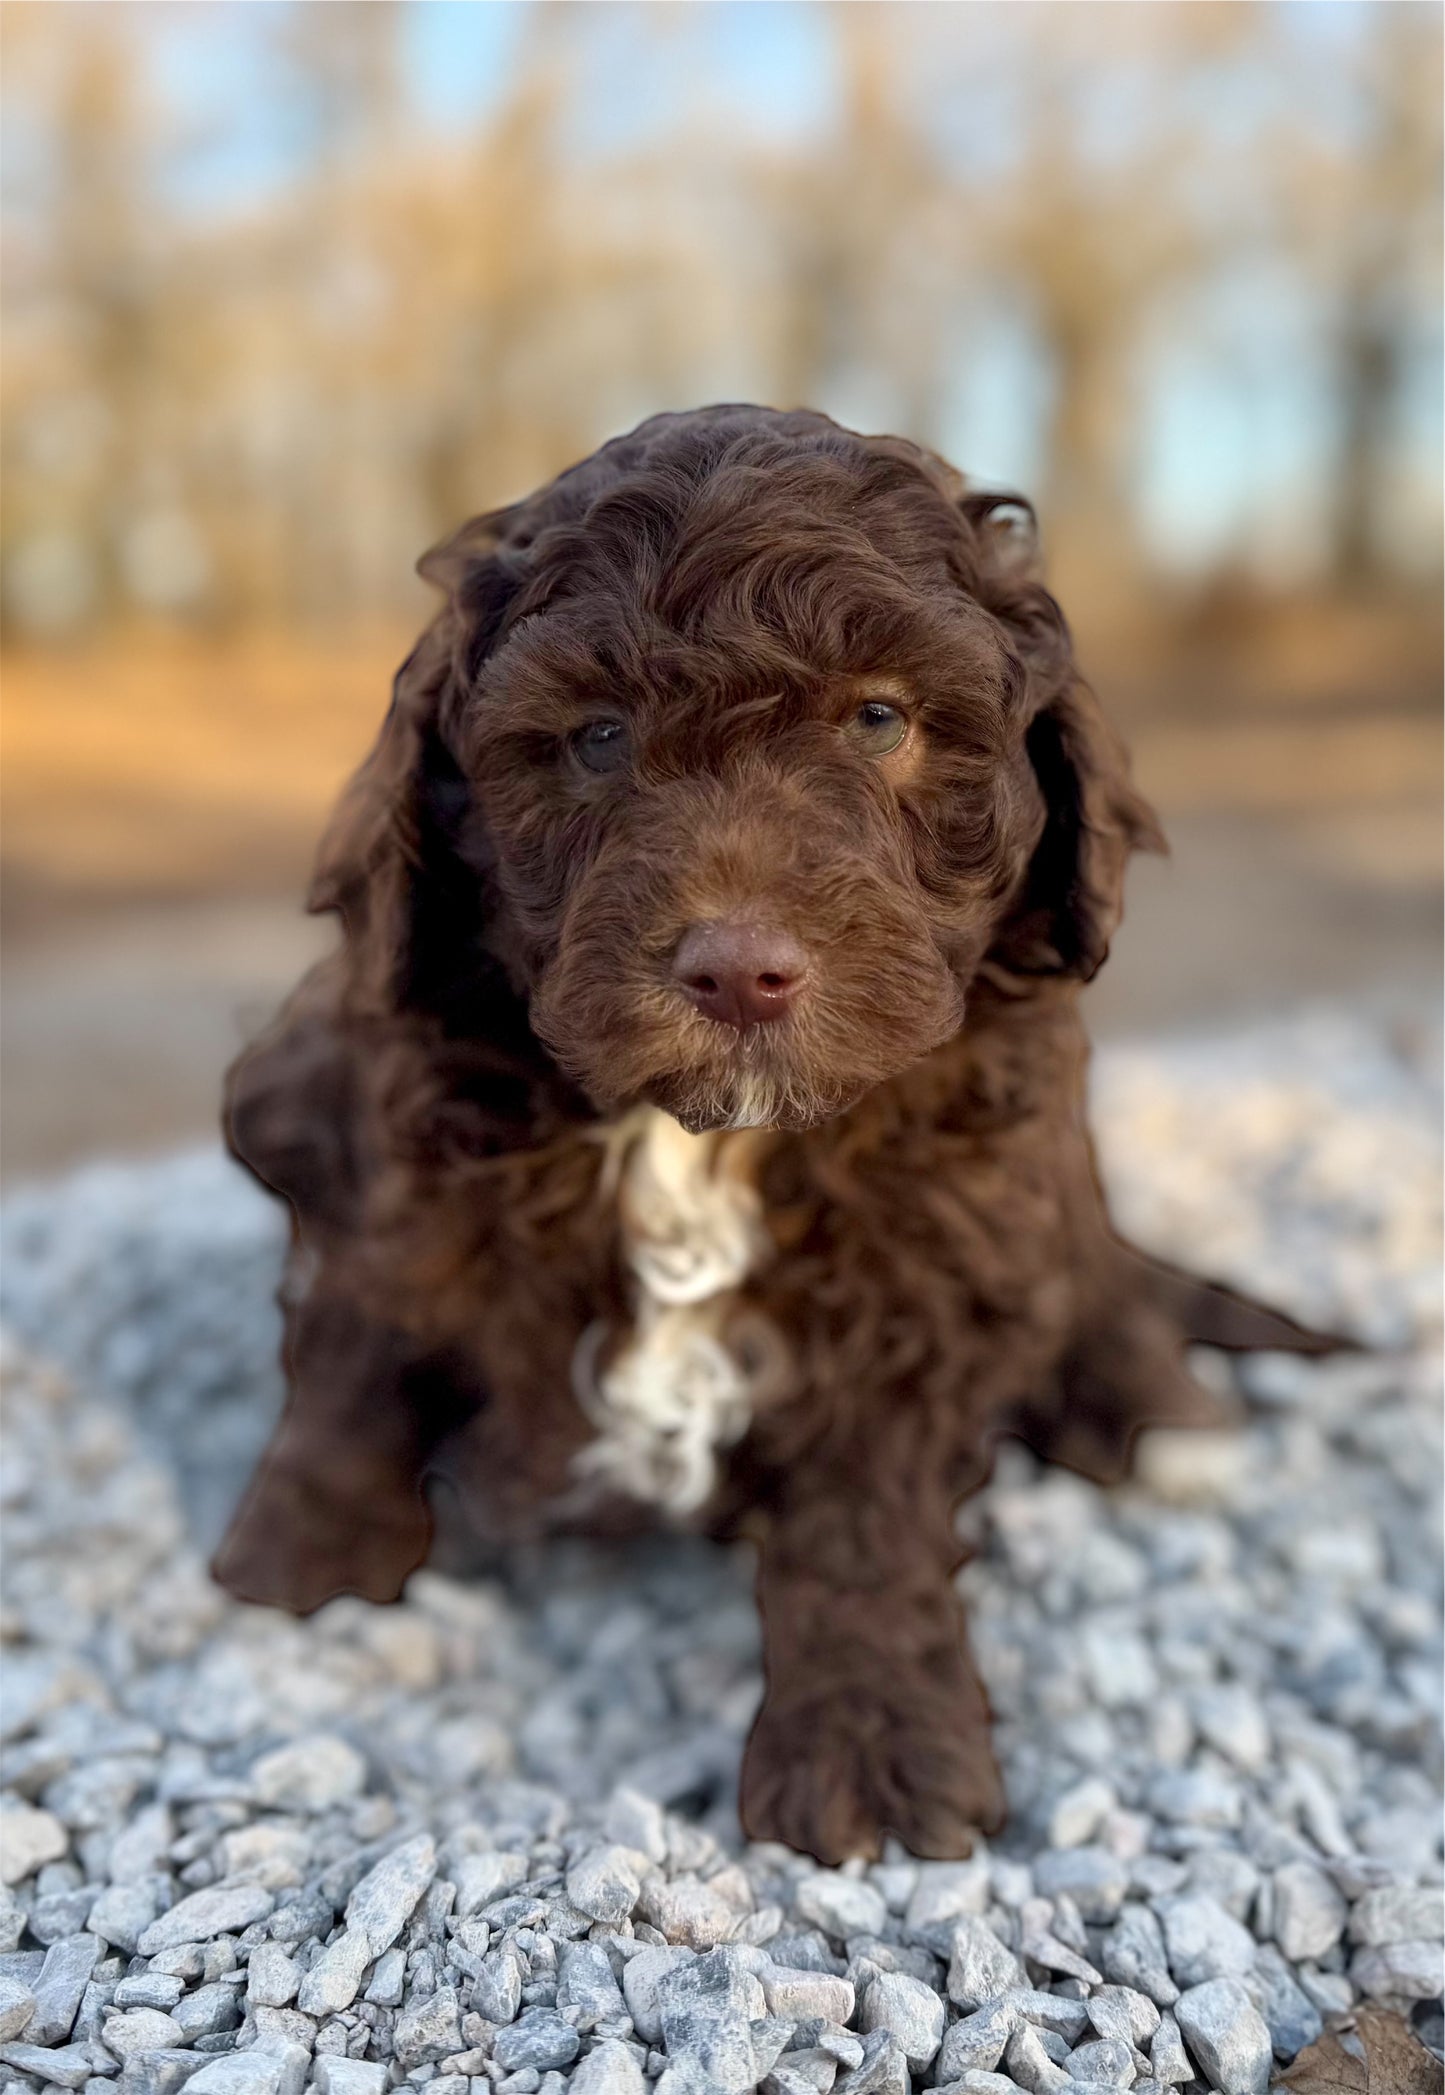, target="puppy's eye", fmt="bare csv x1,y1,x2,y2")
572,719,630,774
849,699,908,756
